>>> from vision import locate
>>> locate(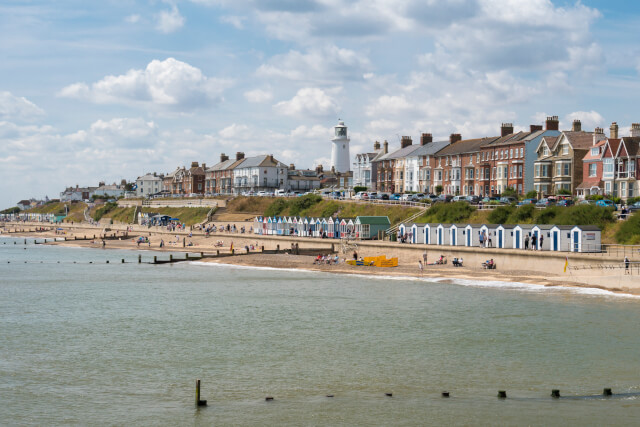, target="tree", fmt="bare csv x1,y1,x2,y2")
435,185,443,195
525,190,537,199
557,188,572,195
353,186,367,193
501,186,518,198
